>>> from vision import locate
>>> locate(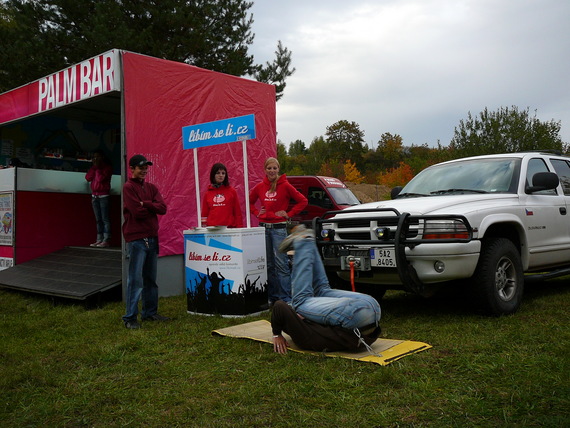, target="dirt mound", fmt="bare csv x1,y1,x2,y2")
345,182,391,203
